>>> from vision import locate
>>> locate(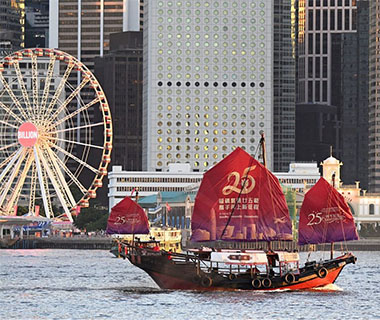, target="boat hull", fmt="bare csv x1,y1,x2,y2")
120,245,356,291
